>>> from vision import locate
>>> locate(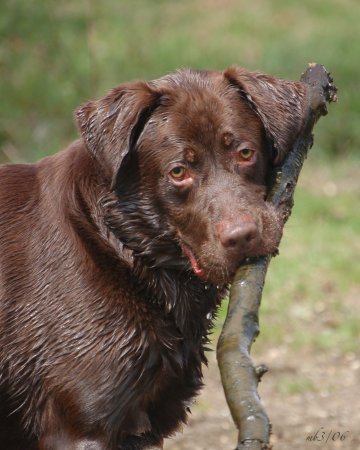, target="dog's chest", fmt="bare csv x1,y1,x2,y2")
91,302,207,438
